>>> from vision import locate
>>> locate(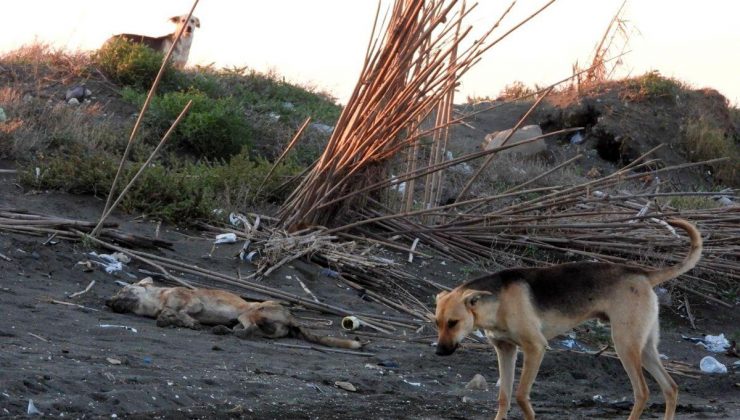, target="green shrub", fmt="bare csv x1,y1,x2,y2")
94,38,177,89
123,88,252,159
635,71,681,98
23,151,302,223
